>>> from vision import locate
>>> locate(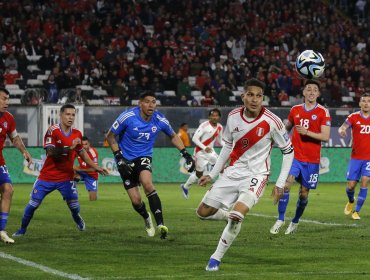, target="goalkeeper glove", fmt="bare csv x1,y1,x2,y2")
180,149,195,173
113,150,134,179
